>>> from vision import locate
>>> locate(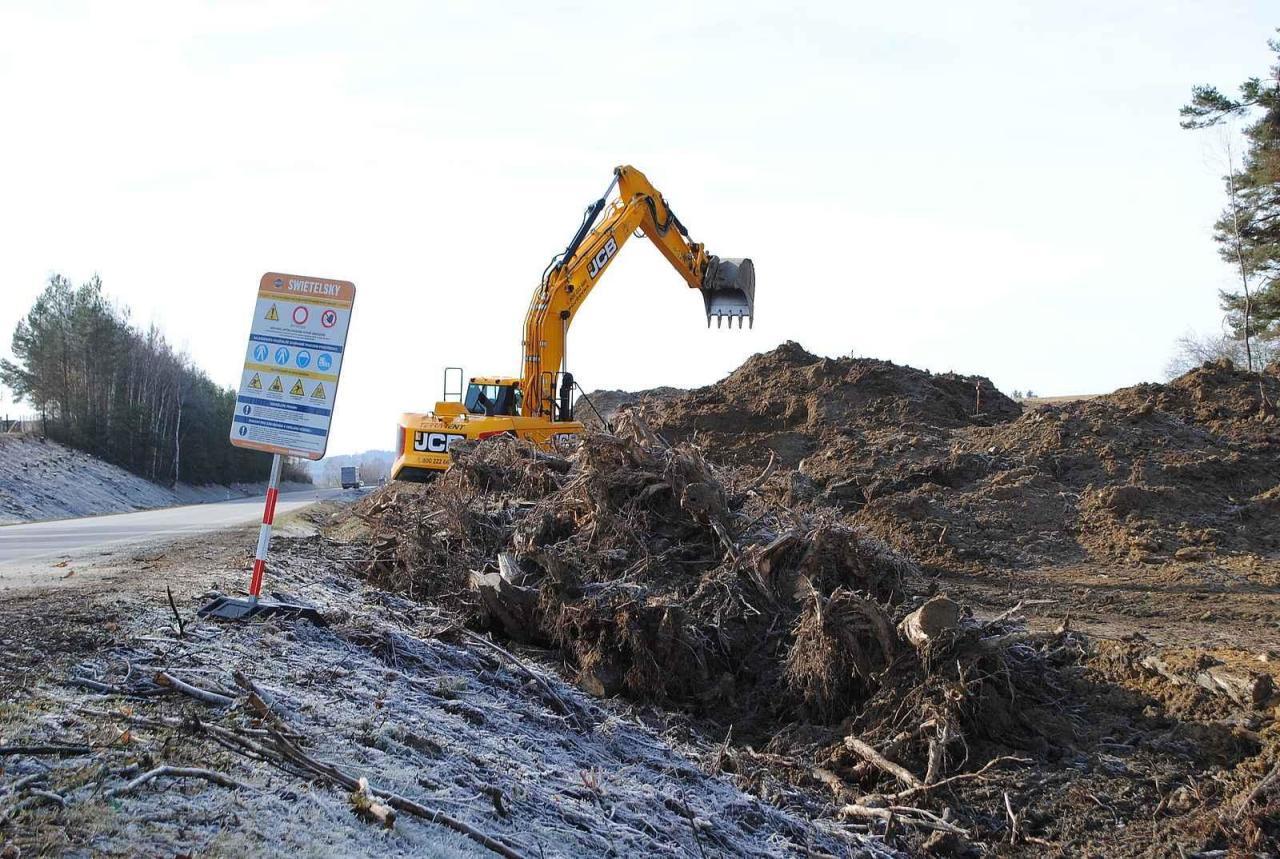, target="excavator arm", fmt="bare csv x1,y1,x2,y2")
521,165,754,418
